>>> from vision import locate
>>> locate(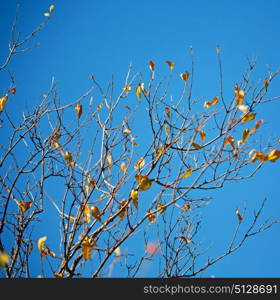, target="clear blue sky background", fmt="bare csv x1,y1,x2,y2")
1,0,280,277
